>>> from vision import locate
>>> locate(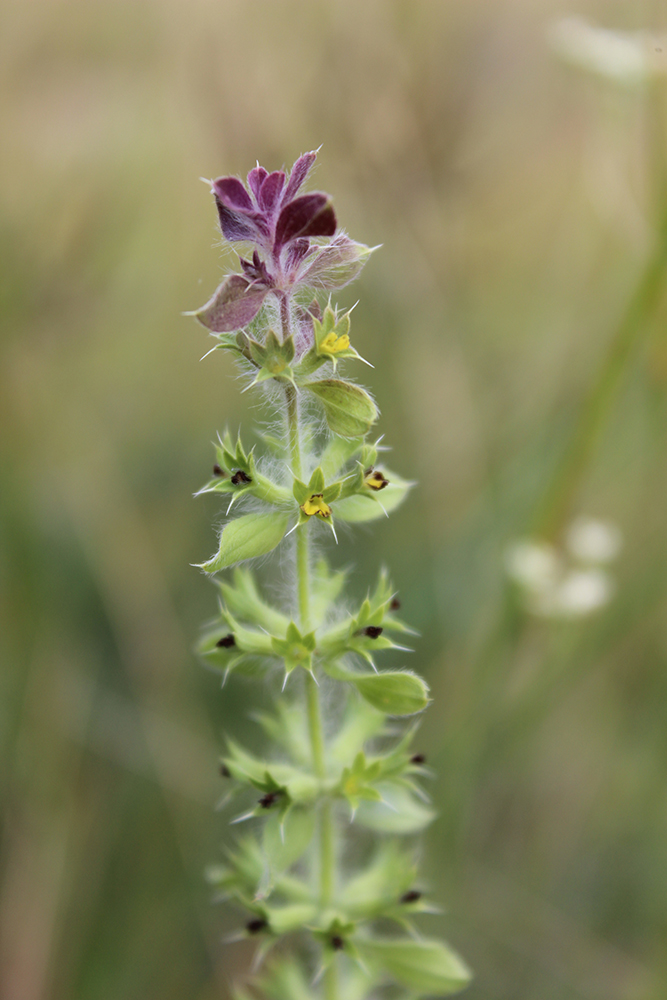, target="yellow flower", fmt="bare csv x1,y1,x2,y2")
301,493,332,518
364,468,389,491
320,331,351,354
